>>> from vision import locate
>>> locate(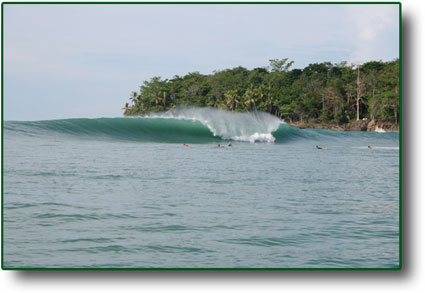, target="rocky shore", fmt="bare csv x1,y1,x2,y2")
288,119,399,132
